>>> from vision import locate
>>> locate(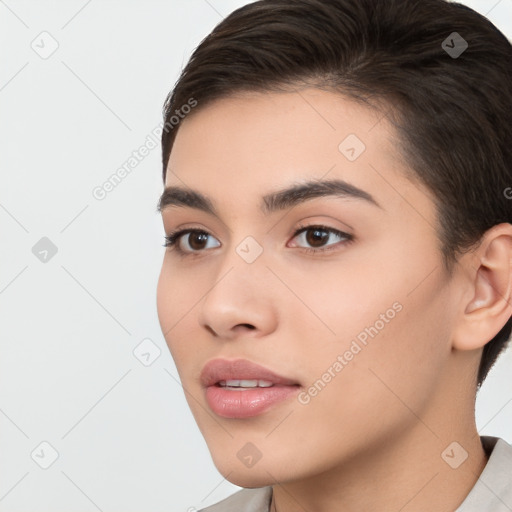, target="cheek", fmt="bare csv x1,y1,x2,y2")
268,275,453,470
157,256,201,332
275,255,404,352
156,259,192,357
290,241,453,412
156,257,216,383
326,268,454,419
156,260,175,336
